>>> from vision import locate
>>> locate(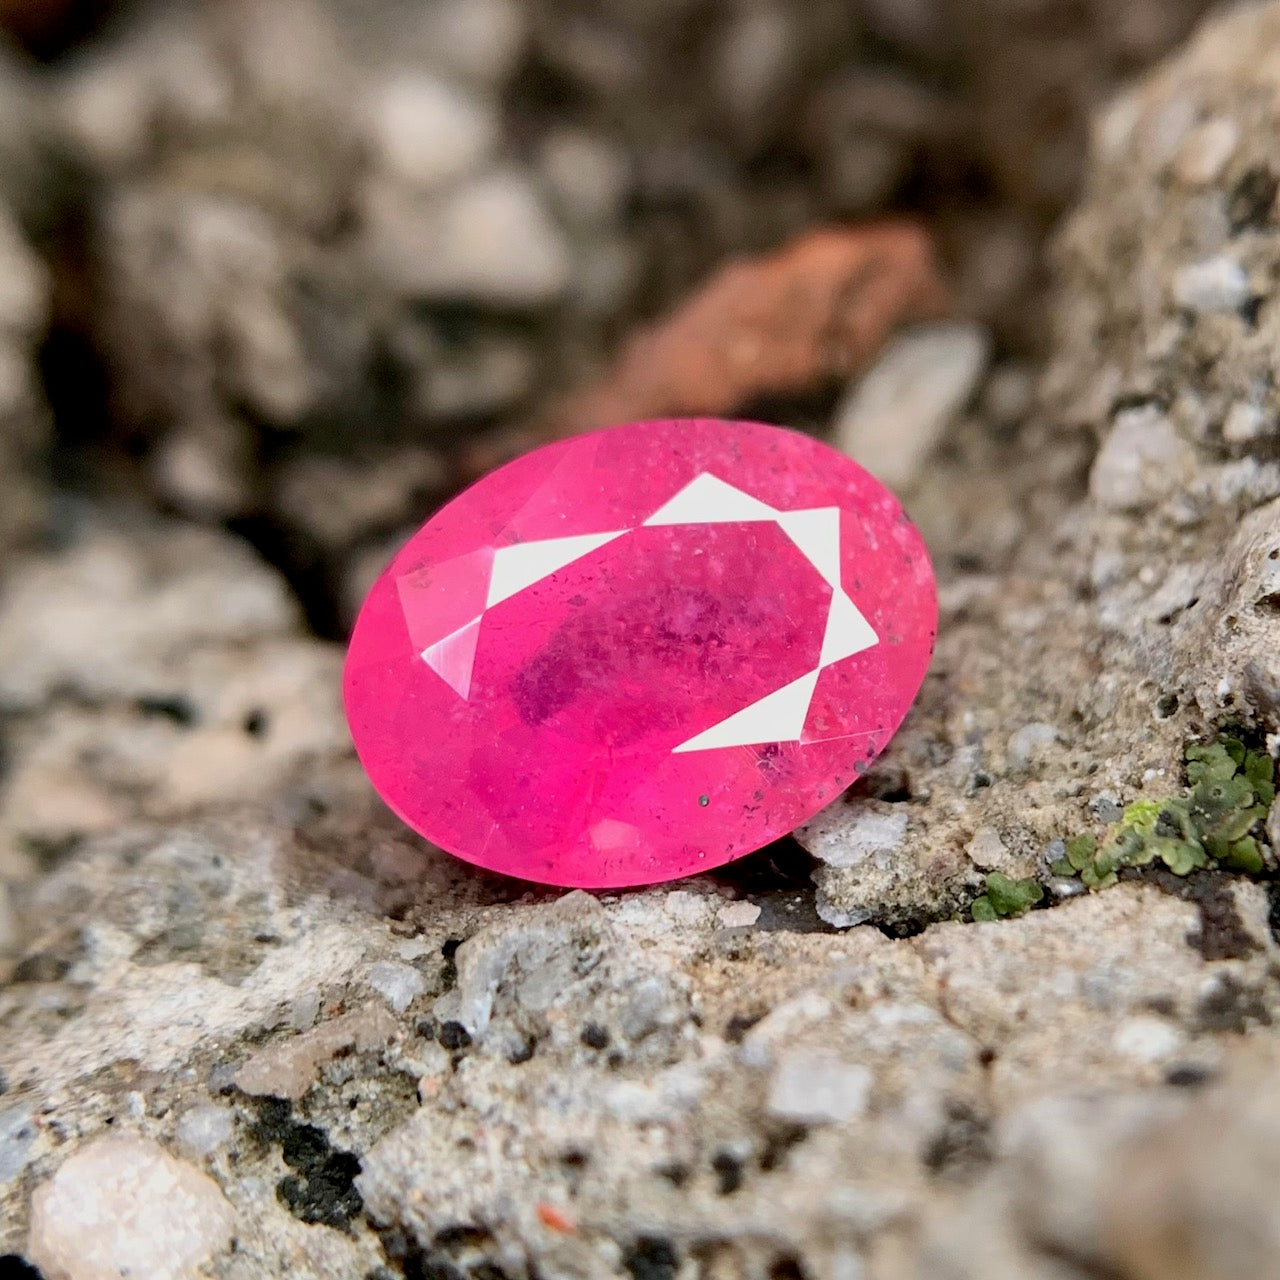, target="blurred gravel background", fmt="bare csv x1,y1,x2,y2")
0,0,1216,631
